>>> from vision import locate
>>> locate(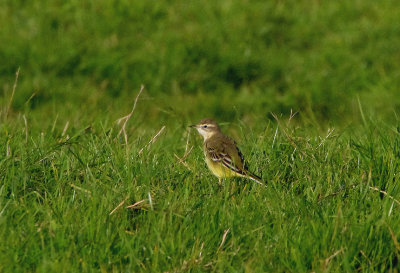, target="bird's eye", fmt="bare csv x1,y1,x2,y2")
203,125,208,128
